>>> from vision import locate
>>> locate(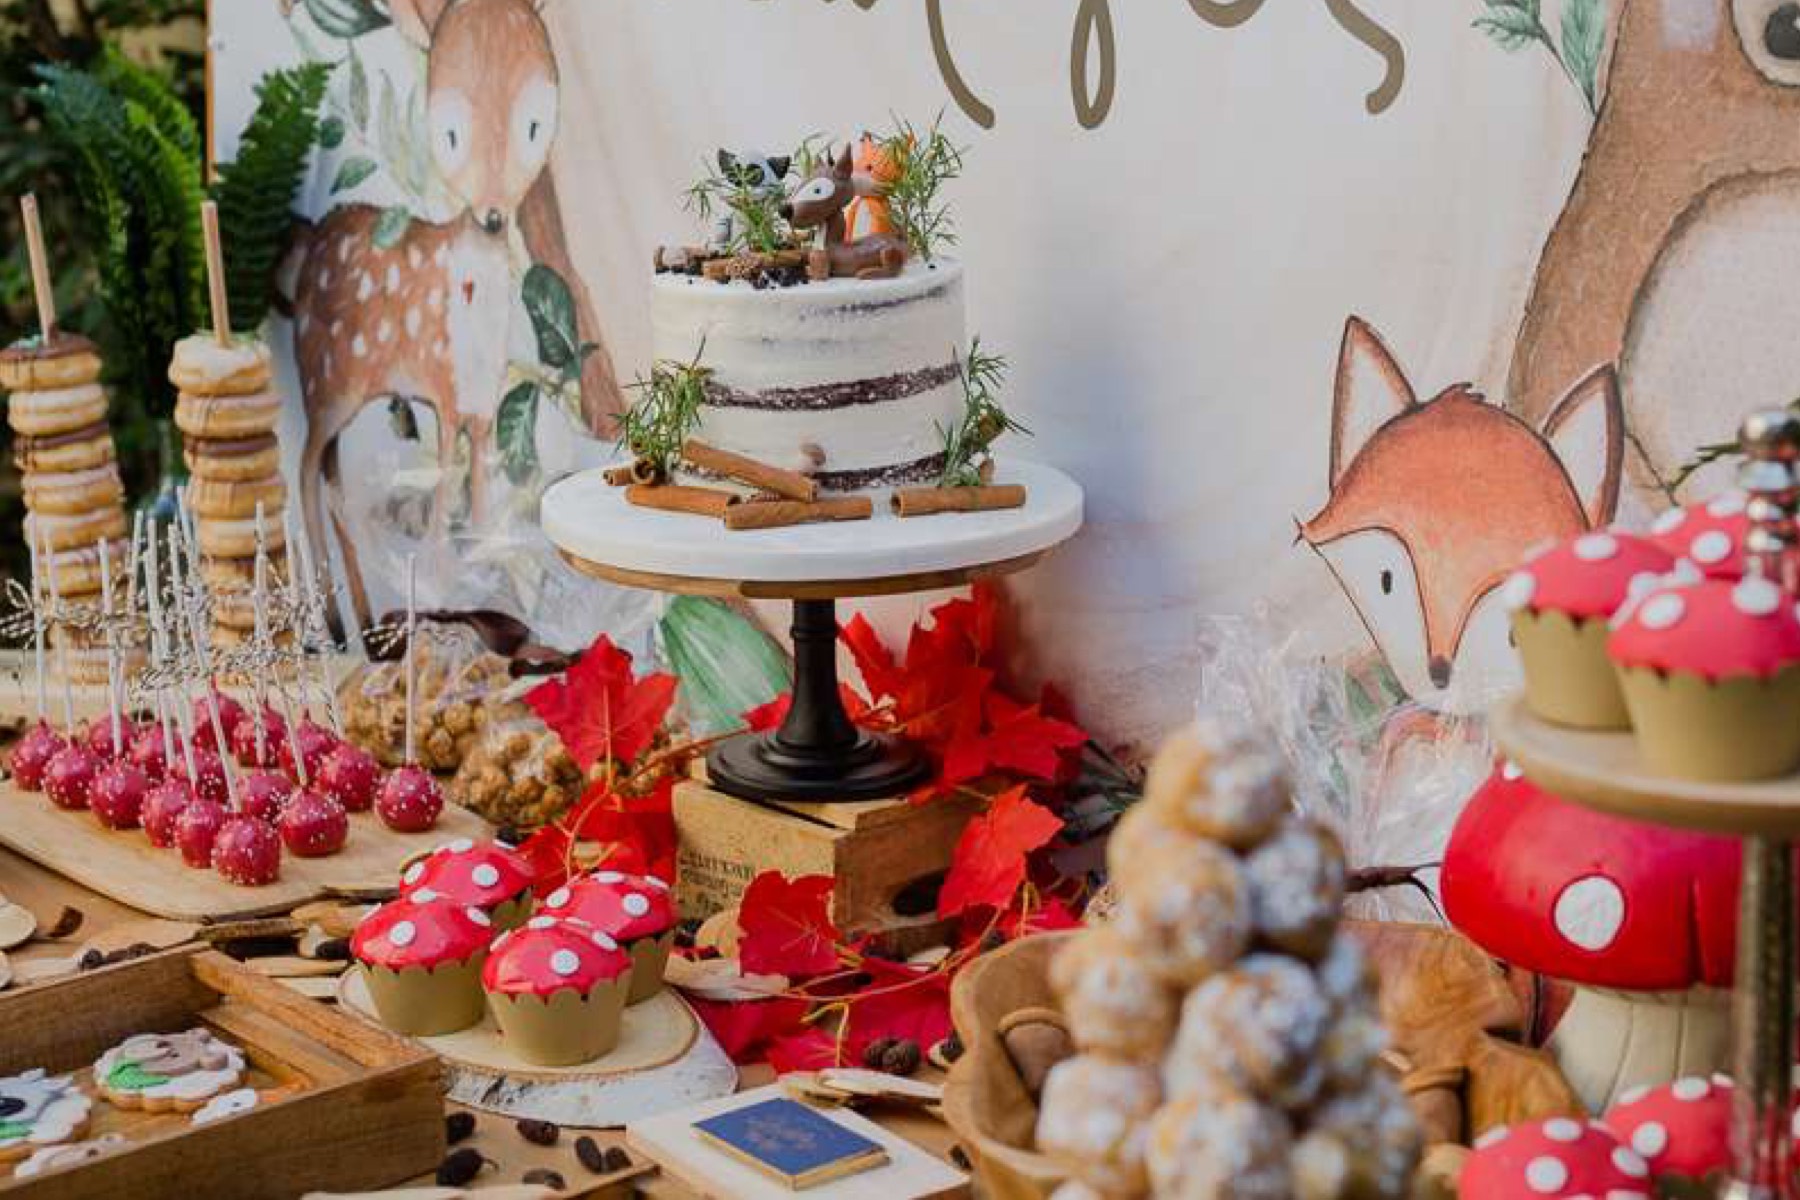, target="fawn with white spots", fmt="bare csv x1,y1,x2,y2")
287,0,560,630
